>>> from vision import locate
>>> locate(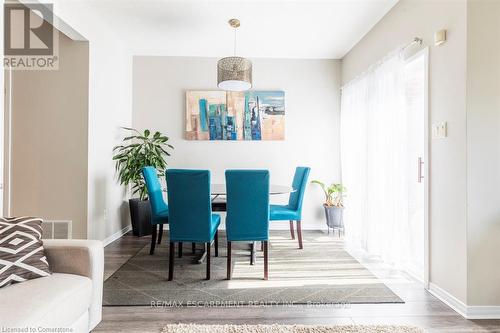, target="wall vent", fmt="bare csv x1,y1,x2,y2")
42,220,72,239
